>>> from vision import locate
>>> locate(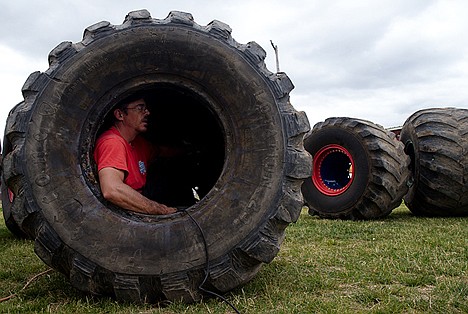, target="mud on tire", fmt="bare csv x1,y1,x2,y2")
1,10,311,303
400,107,468,216
302,117,410,220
